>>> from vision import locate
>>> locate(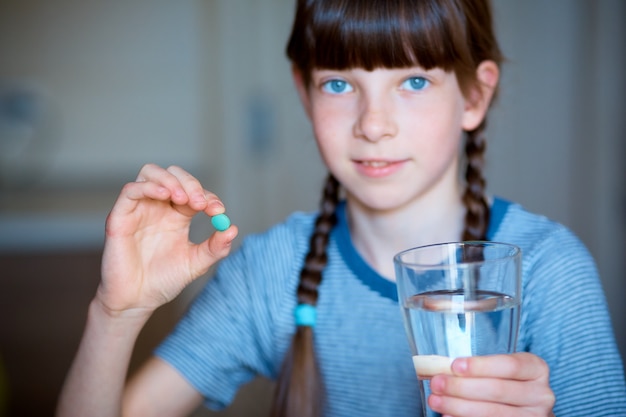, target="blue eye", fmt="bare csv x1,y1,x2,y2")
403,77,429,91
322,79,353,94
